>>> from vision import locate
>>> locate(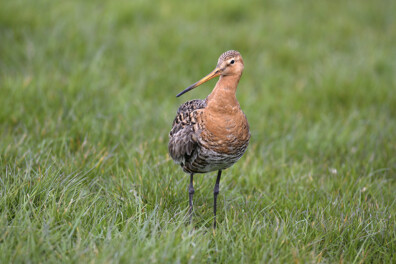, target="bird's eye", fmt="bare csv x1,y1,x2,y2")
230,60,235,64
